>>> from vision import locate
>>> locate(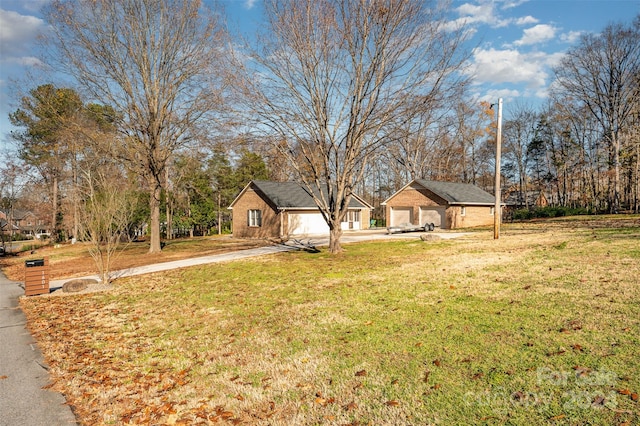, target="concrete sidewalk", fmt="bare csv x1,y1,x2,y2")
0,271,77,425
